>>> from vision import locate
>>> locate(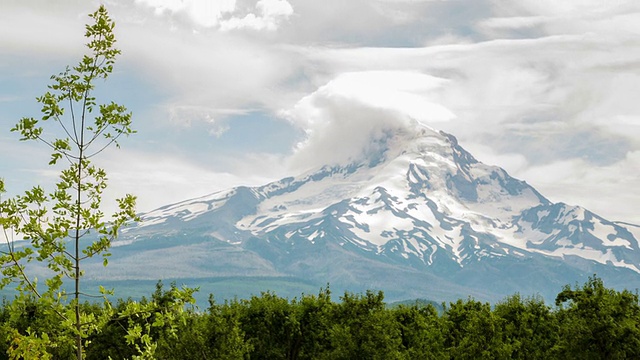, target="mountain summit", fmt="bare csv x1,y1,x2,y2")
112,122,640,302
